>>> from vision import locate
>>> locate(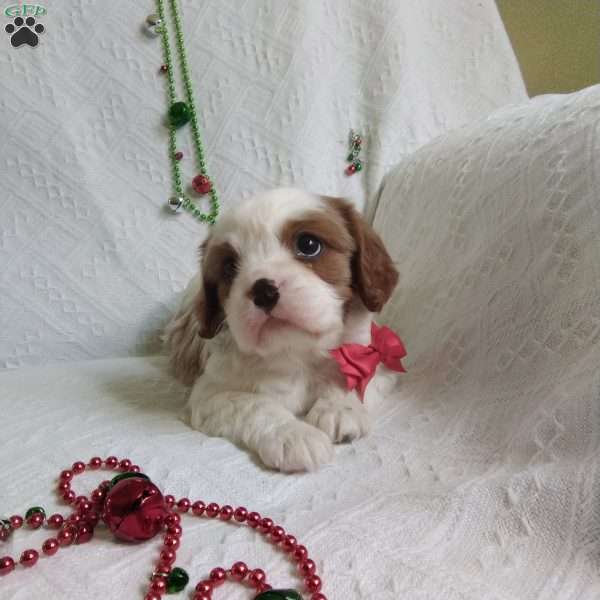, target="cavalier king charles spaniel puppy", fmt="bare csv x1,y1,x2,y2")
165,188,399,472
